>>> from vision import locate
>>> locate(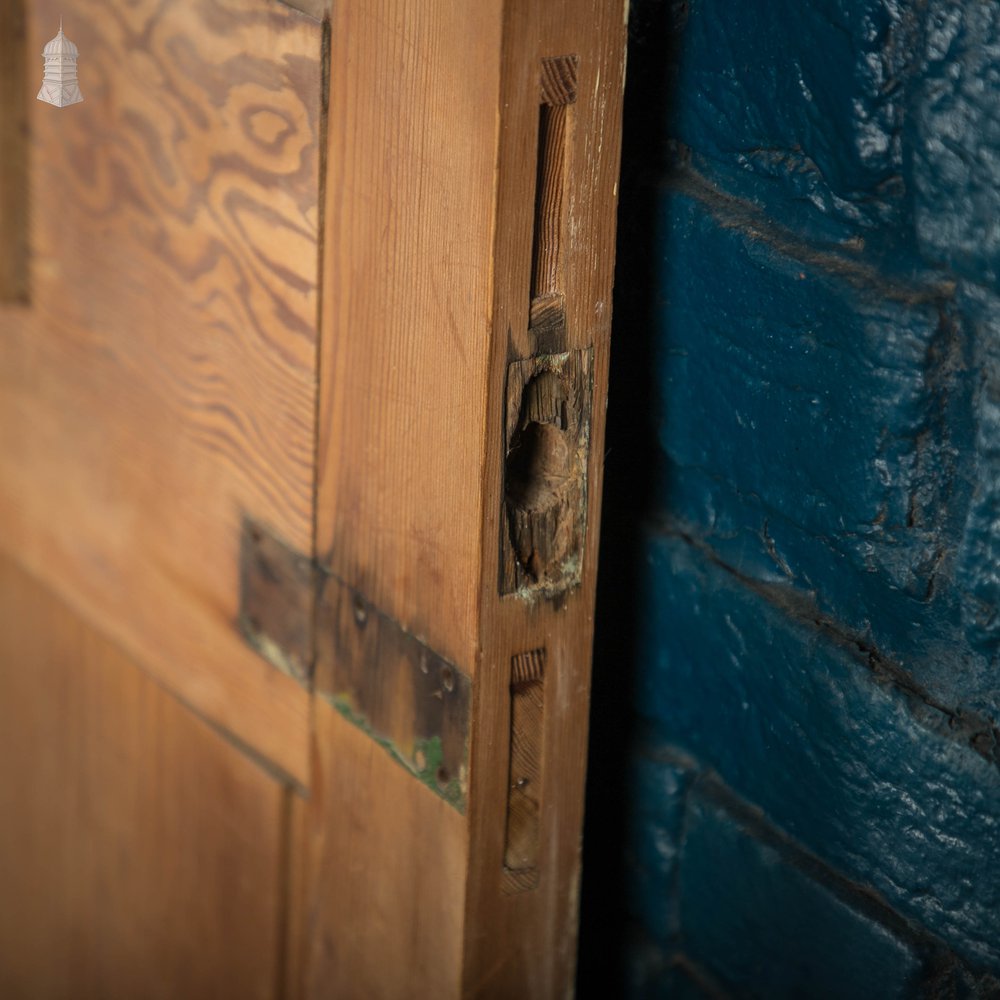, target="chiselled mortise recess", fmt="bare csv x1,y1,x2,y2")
502,648,546,893
502,350,592,596
0,0,29,303
528,55,577,352
238,516,472,810
530,103,568,300
540,54,578,107
501,55,590,598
